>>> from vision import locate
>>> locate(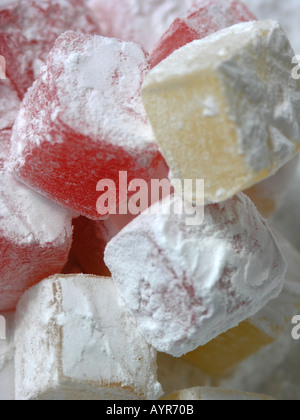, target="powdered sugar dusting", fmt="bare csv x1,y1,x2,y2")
0,173,73,245
143,20,300,176
87,0,197,51
53,33,156,151
0,133,72,246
